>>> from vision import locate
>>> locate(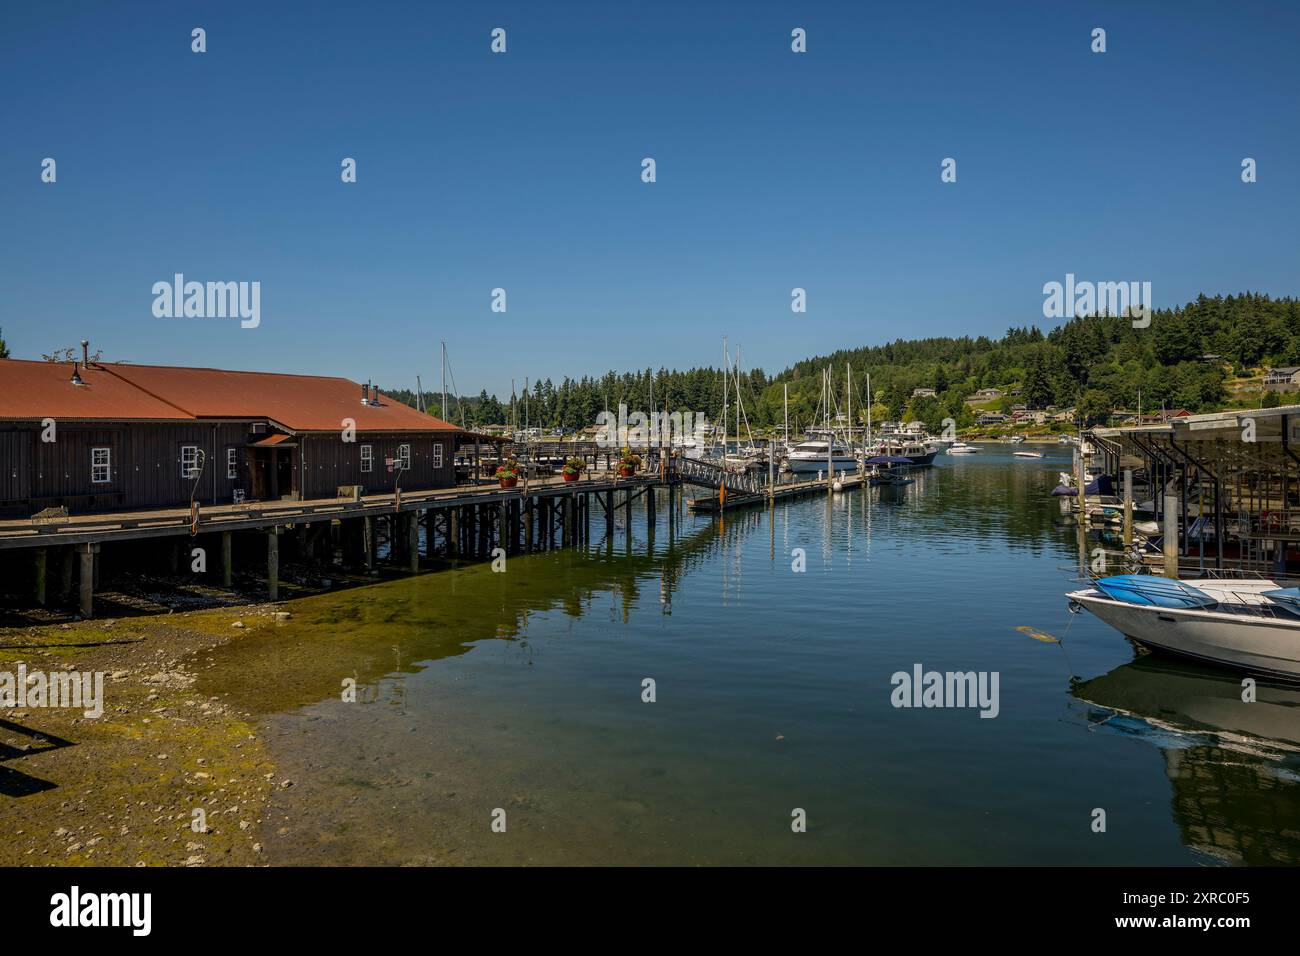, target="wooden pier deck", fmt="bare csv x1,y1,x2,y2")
0,473,658,550
687,473,867,513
